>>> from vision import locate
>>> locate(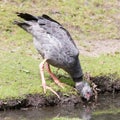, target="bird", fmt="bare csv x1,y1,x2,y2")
14,12,93,100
